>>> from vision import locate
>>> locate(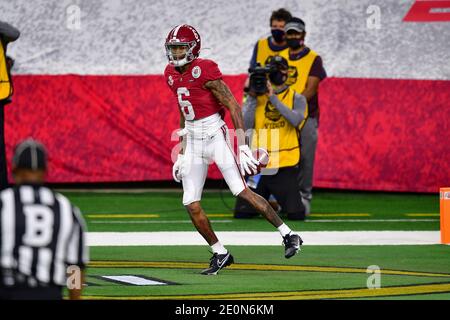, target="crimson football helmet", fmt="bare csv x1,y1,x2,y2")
165,24,201,67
